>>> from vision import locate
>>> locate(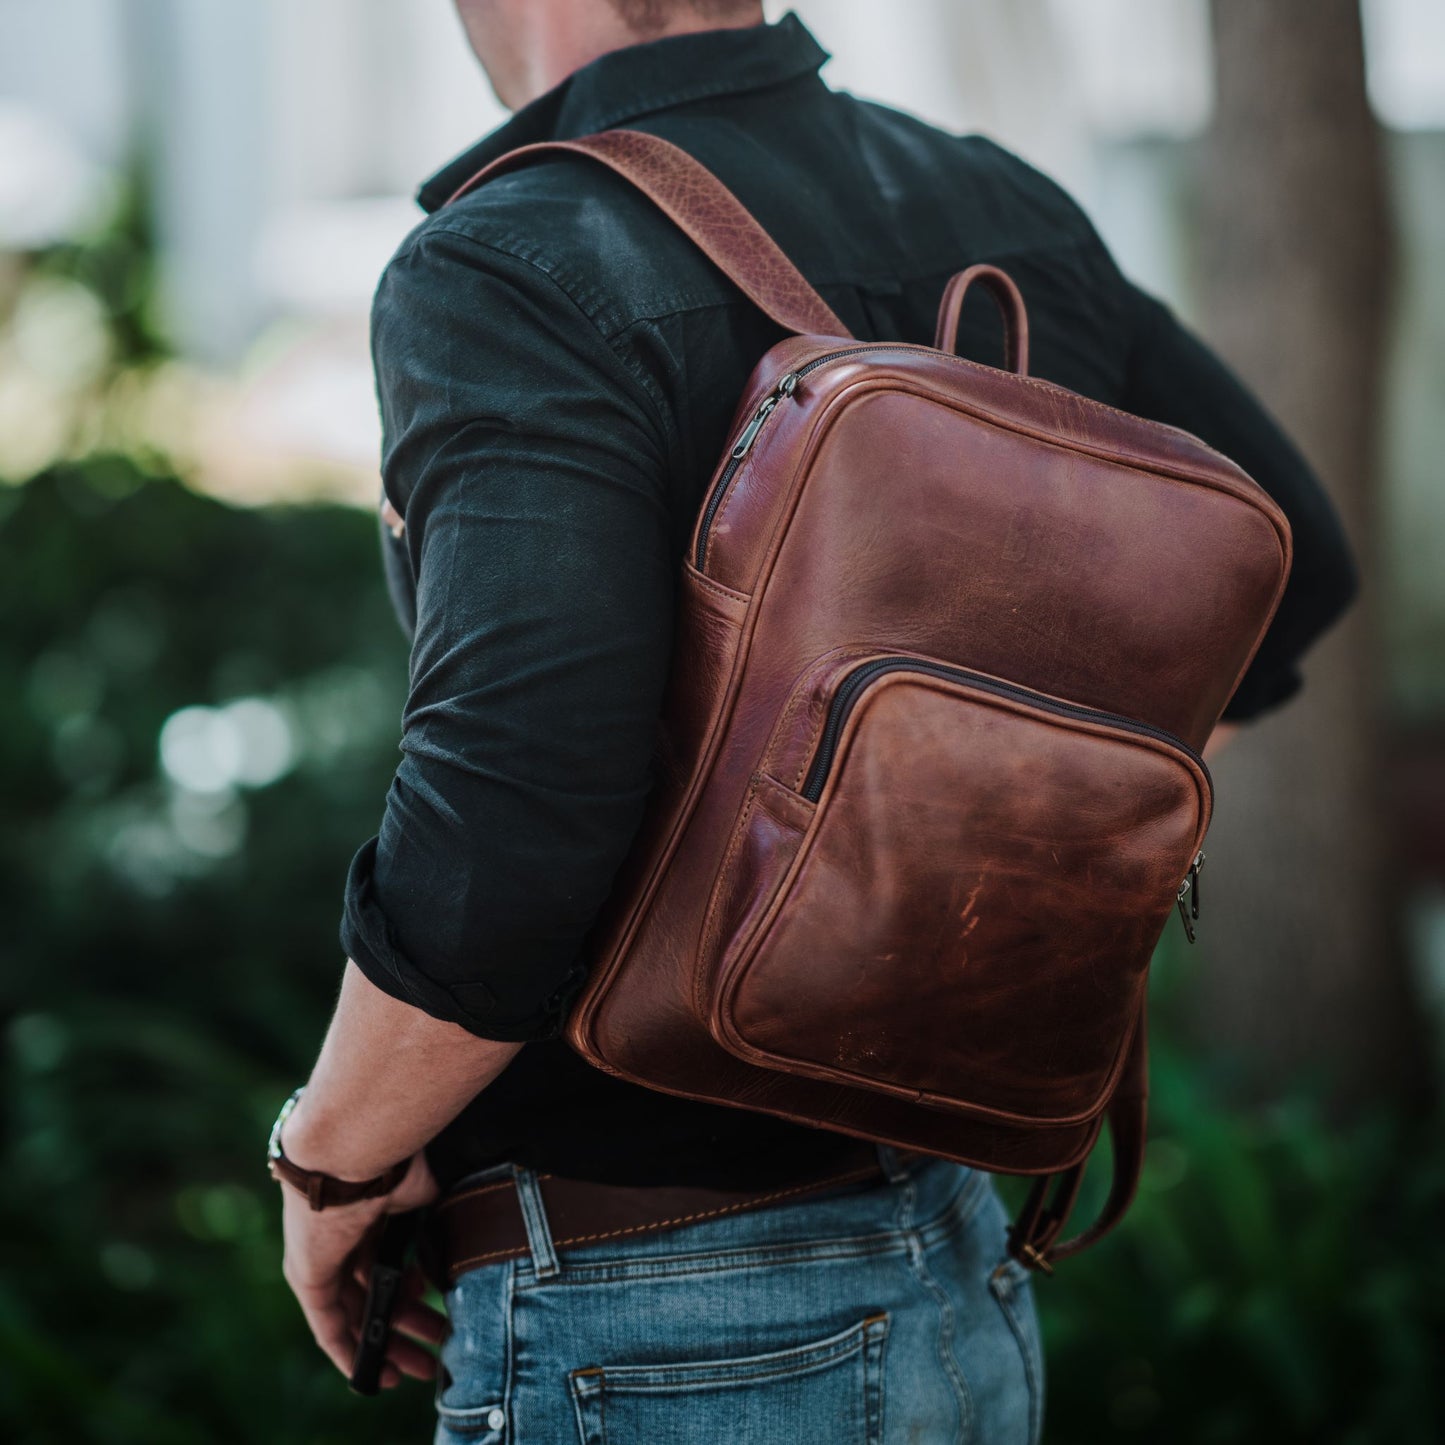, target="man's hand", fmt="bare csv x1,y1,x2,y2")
280,1149,446,1390
272,962,523,1385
